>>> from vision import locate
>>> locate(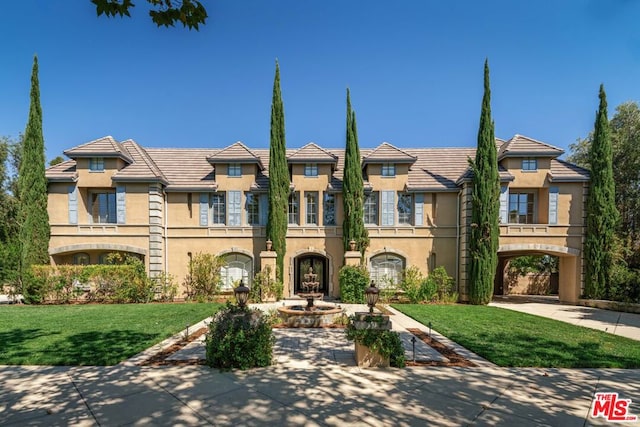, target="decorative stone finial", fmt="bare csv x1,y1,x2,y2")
266,239,273,251
349,240,356,251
